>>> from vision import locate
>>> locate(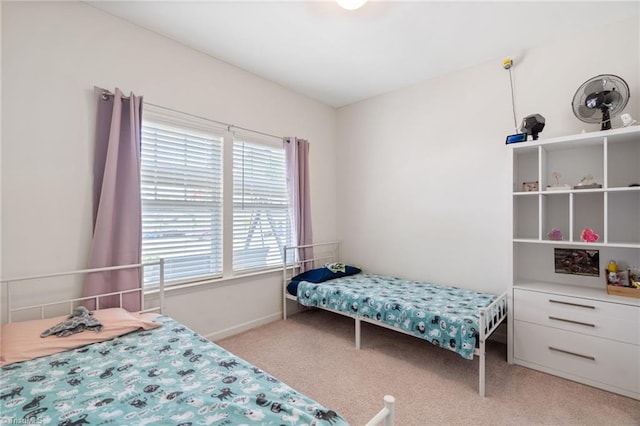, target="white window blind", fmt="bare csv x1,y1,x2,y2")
141,120,223,285
233,139,292,272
